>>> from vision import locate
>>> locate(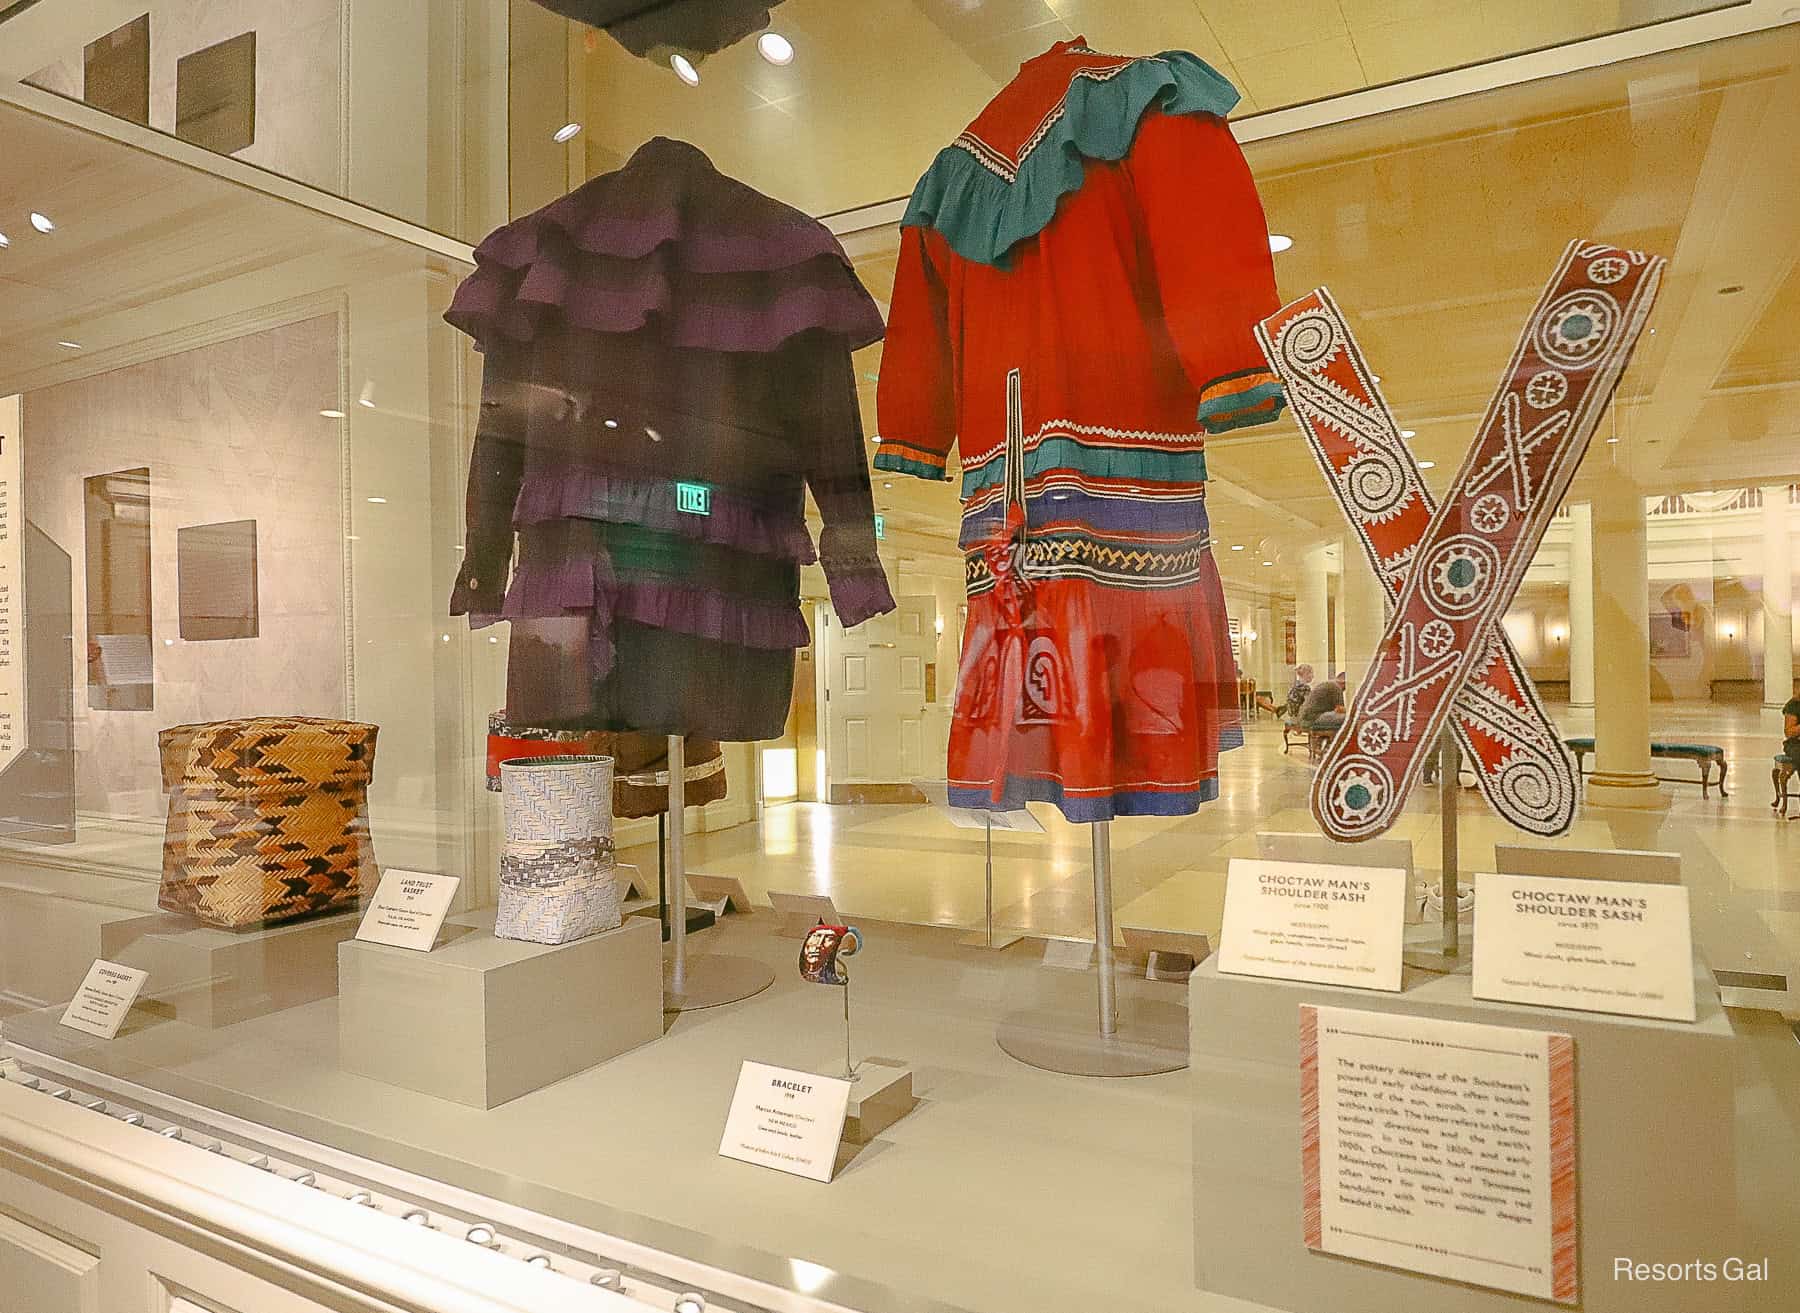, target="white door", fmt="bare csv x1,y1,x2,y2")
822,596,936,791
